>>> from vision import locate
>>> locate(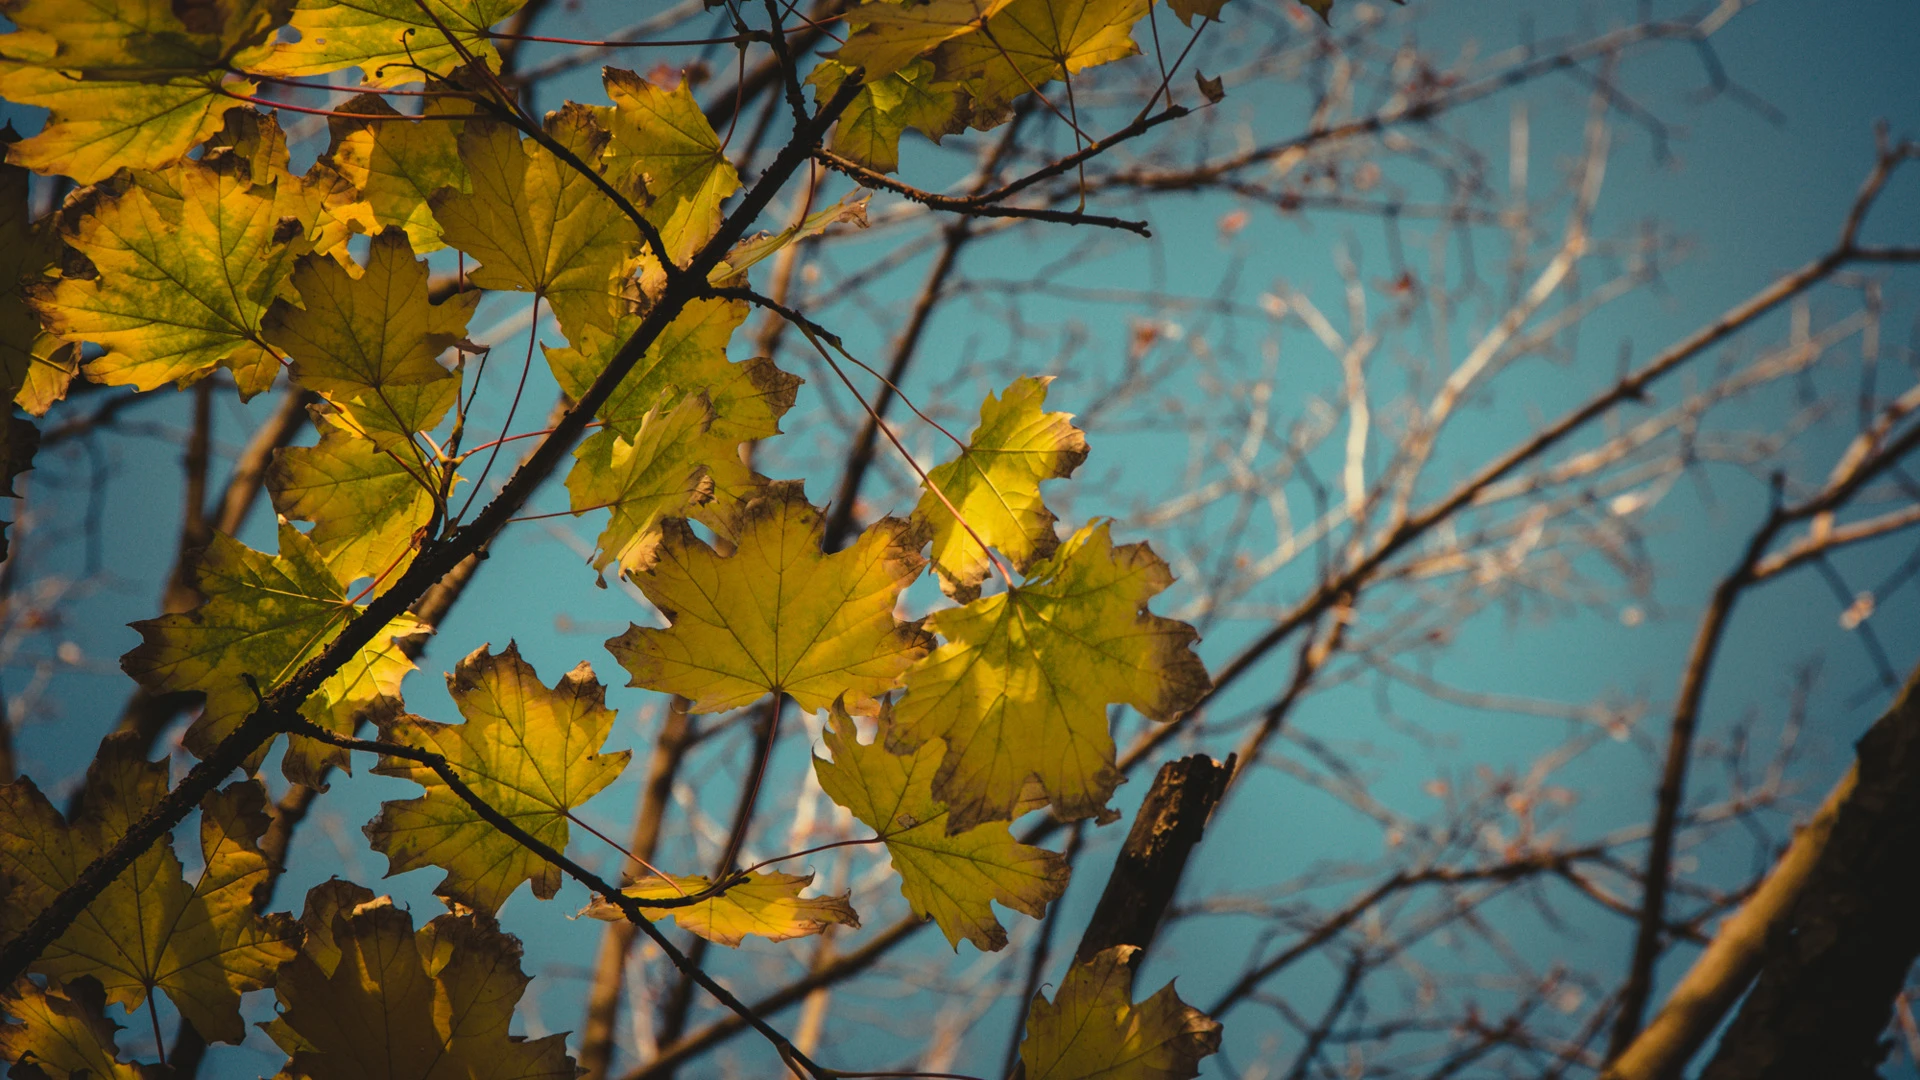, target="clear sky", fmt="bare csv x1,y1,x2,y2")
4,0,1919,1076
